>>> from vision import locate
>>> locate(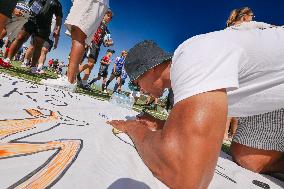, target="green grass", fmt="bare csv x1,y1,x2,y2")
0,60,231,154
0,60,168,117
0,61,58,83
